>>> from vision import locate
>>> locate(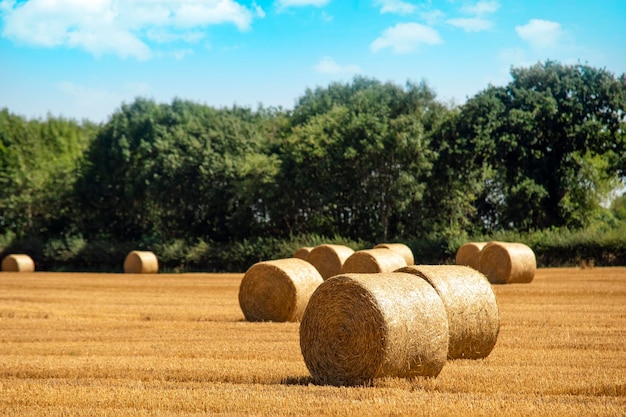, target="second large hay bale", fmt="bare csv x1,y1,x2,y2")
306,244,355,279
238,258,324,322
1,254,35,272
478,241,536,284
341,248,407,274
455,242,487,270
396,265,500,359
300,272,449,386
